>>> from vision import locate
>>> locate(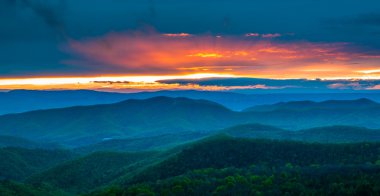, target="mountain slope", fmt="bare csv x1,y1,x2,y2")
0,97,241,147
221,124,380,143
75,132,207,154
221,124,287,139
27,151,157,193
0,180,69,196
241,99,380,130
0,148,75,181
0,136,39,149
0,136,60,149
21,136,380,194
130,136,380,184
292,125,380,143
